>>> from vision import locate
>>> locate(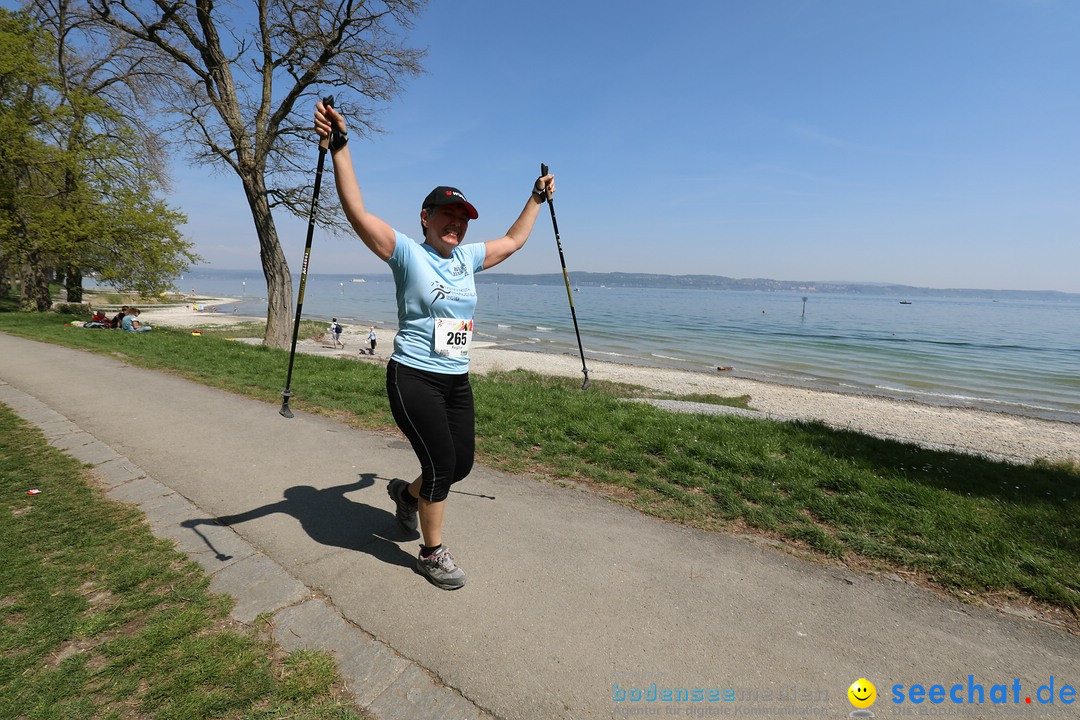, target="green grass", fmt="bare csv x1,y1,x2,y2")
0,404,367,720
1,310,1078,612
